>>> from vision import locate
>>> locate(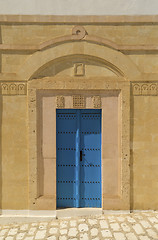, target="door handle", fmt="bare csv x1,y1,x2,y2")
80,151,85,161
